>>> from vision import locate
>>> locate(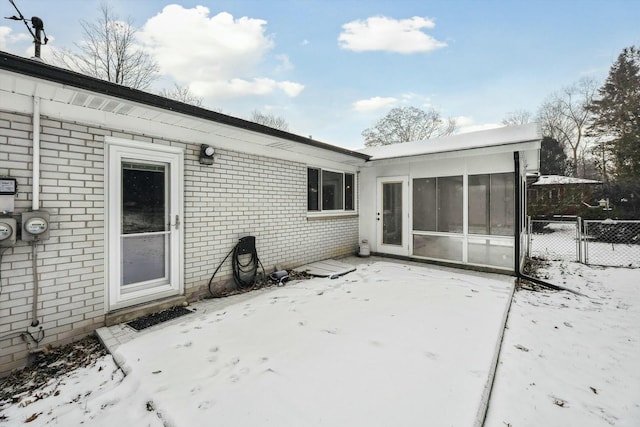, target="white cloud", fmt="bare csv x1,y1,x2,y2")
0,26,30,52
275,54,293,72
352,96,398,113
138,5,303,98
338,16,447,54
190,78,304,99
277,81,304,97
454,116,503,134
